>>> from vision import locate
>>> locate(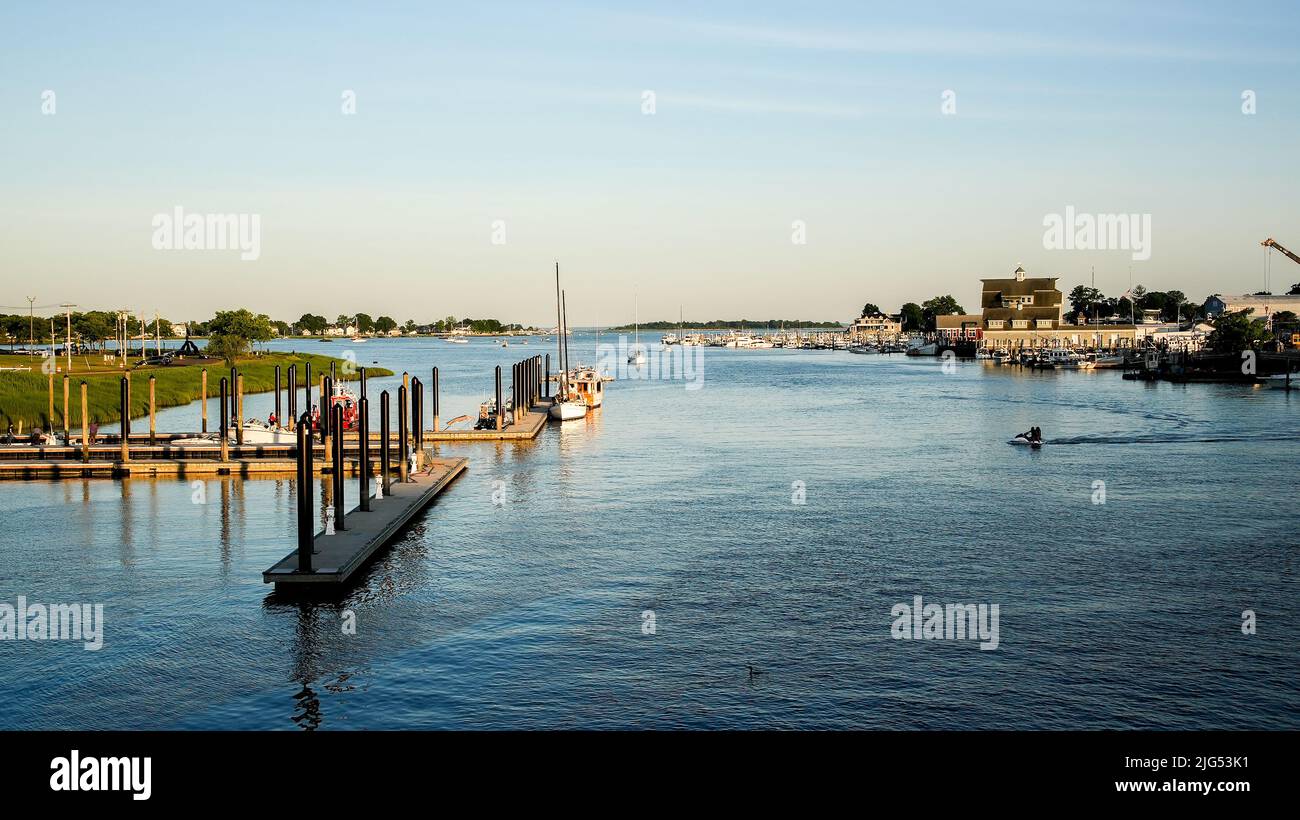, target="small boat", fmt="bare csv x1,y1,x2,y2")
906,340,938,356
1262,373,1295,389
551,262,590,421
445,337,468,344
628,293,646,364
848,344,879,355
549,400,587,421
501,340,509,348
475,396,514,429
1007,438,1043,448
